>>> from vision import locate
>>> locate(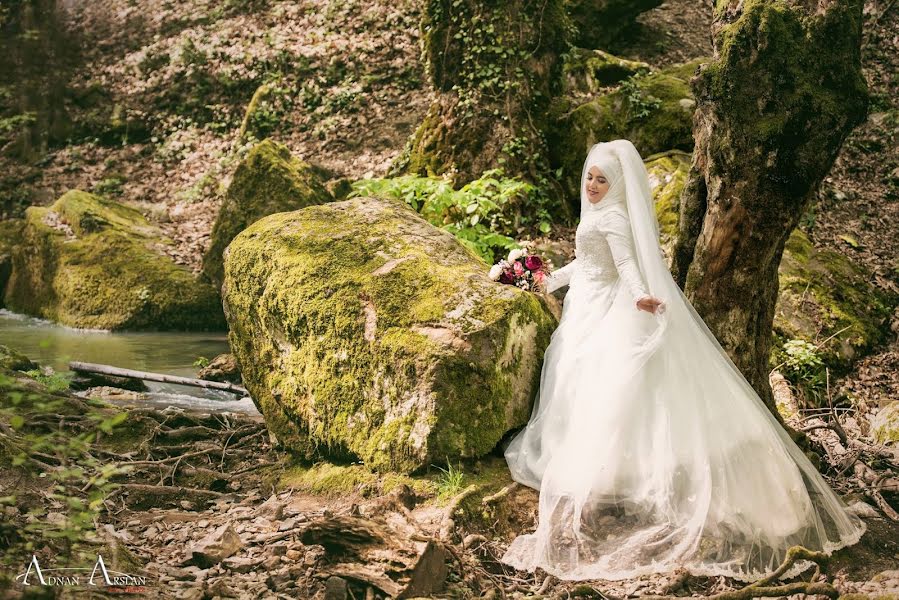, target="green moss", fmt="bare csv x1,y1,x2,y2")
645,151,691,250
4,190,224,331
201,139,332,287
224,196,555,473
697,0,867,182
0,219,24,306
561,48,651,95
552,62,698,202
774,229,896,379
